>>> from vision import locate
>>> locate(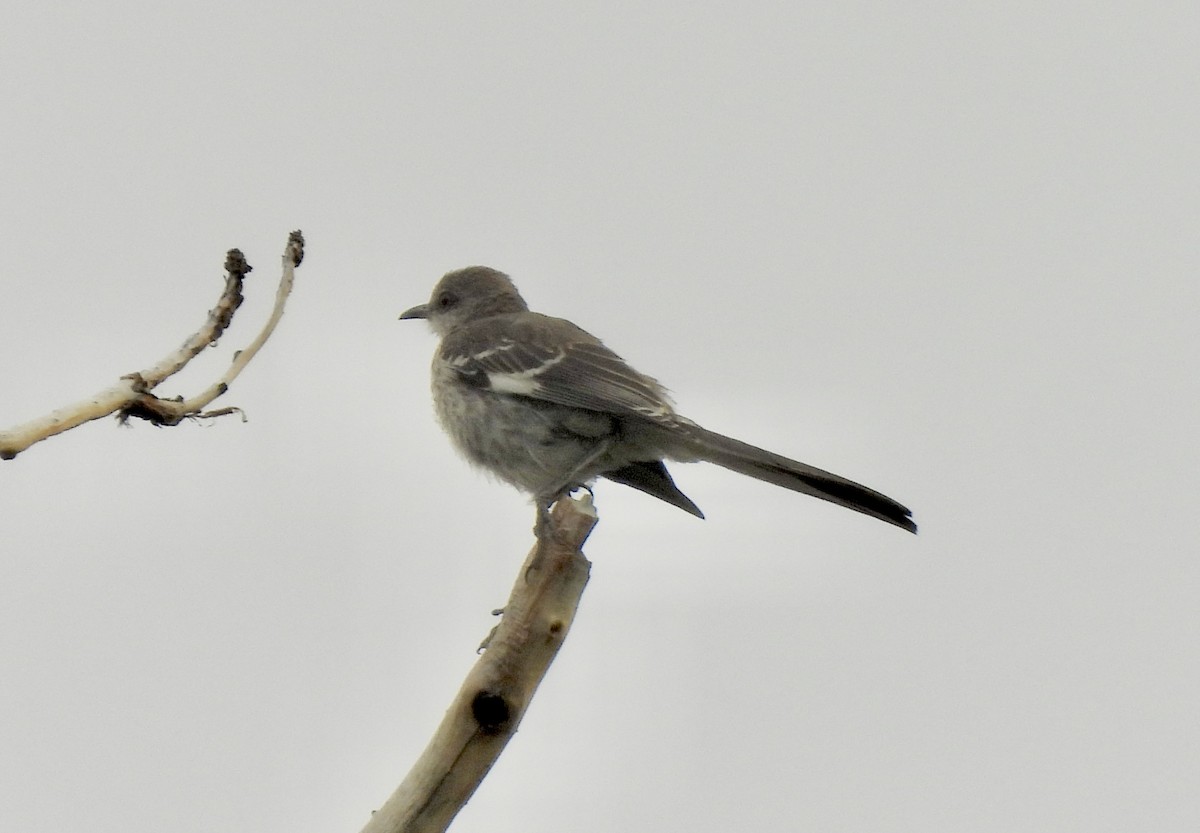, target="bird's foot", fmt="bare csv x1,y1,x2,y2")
533,486,595,540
